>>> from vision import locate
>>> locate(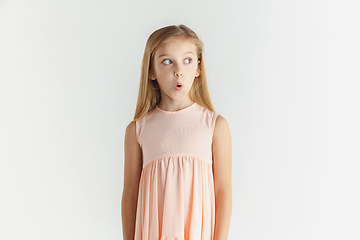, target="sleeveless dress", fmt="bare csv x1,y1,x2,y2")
134,102,219,240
